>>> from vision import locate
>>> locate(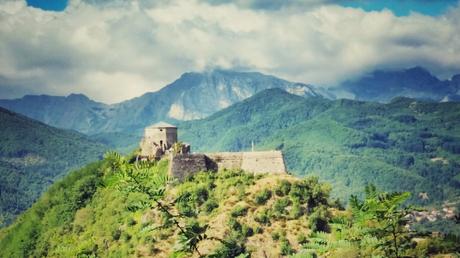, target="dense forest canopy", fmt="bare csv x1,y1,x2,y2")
0,108,106,226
